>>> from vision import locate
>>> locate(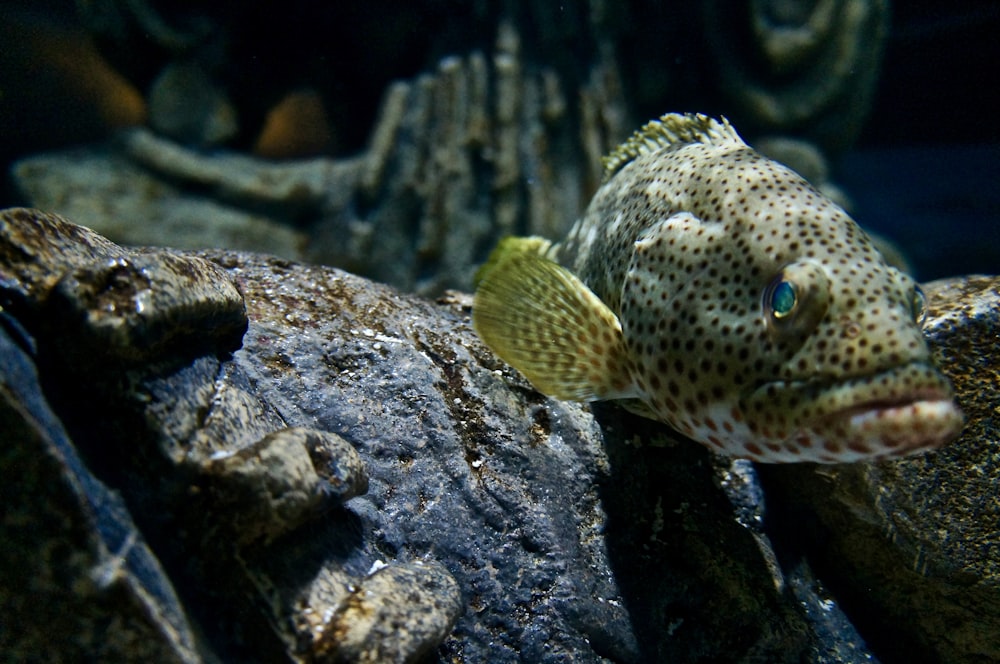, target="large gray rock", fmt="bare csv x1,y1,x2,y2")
5,208,996,662
0,320,202,662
